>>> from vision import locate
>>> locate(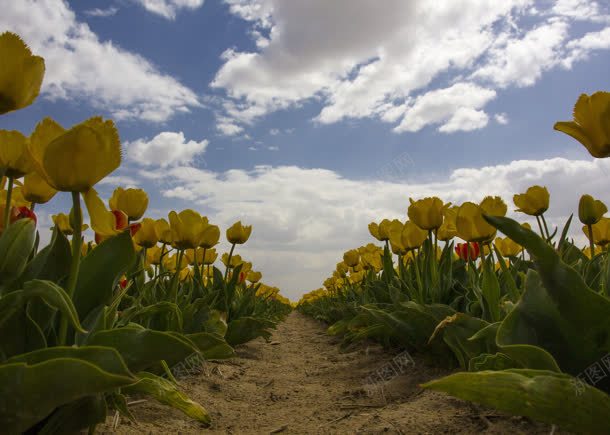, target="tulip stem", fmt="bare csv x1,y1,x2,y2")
58,191,83,346
224,243,236,281
587,224,595,258
3,176,14,228
535,216,545,239
540,214,551,241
